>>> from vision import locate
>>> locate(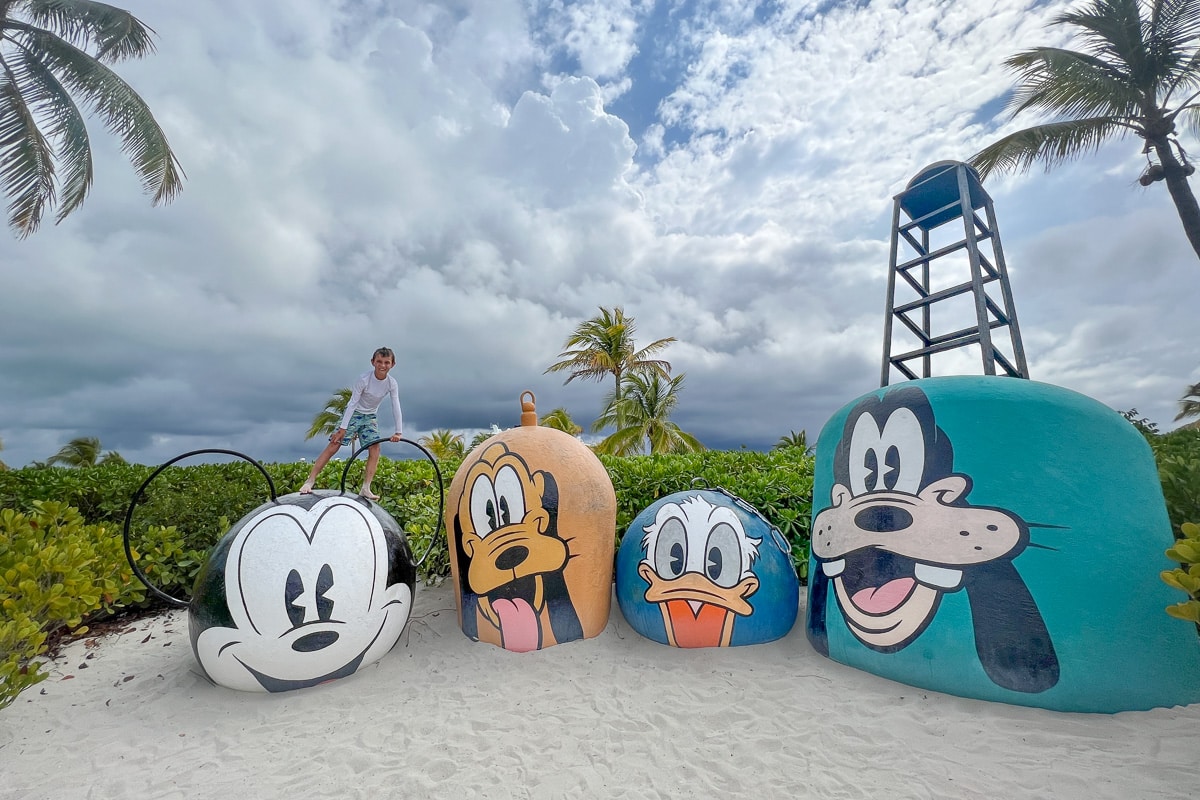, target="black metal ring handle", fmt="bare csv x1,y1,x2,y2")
338,437,446,567
122,449,276,608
